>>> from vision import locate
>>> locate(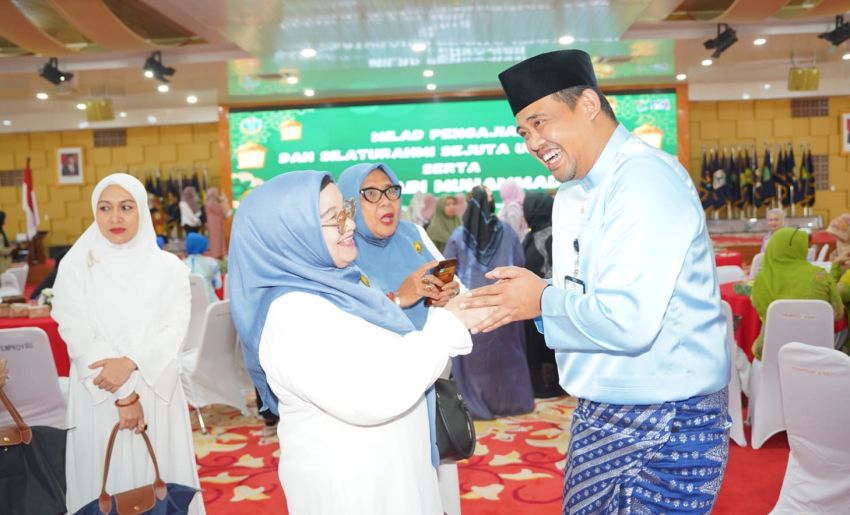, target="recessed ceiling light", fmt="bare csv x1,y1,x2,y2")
36,92,49,100
144,70,154,79
764,83,771,90
843,52,850,60
426,83,437,91
78,121,88,128
118,111,127,118
147,115,157,124
742,93,751,99
186,94,198,104
304,89,315,97
76,103,87,110
753,38,766,46
701,59,713,67
411,42,427,52
423,69,434,78
286,76,299,85
558,35,575,45
1,120,11,126
157,84,169,93
676,73,687,81
300,48,316,58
